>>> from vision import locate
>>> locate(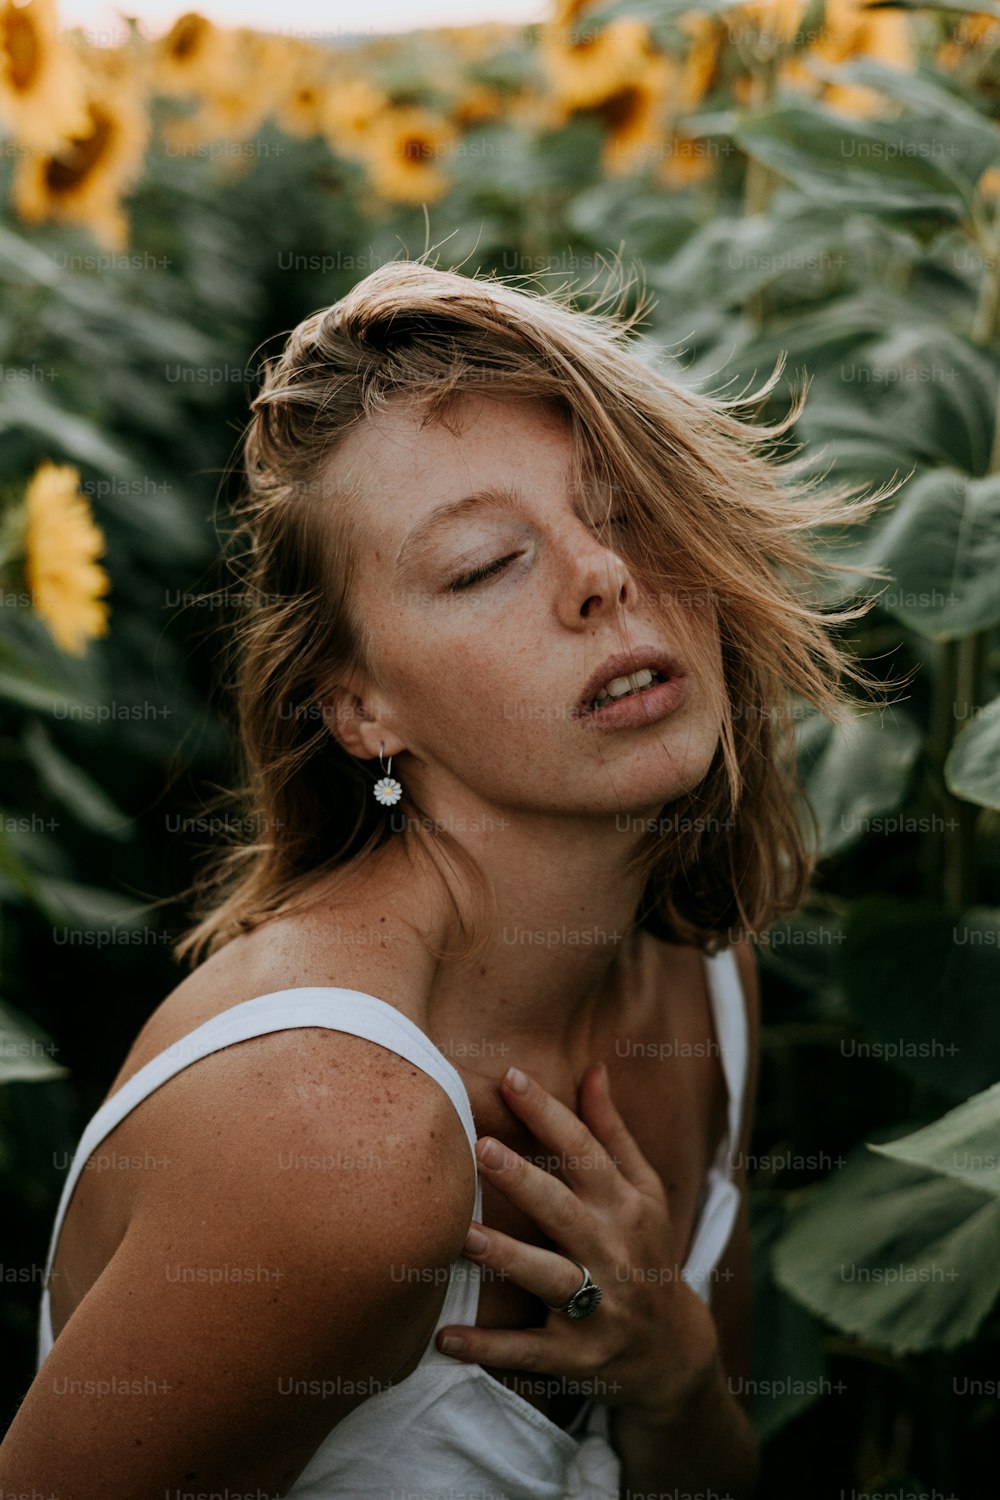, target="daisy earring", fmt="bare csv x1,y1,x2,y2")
373,741,403,807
